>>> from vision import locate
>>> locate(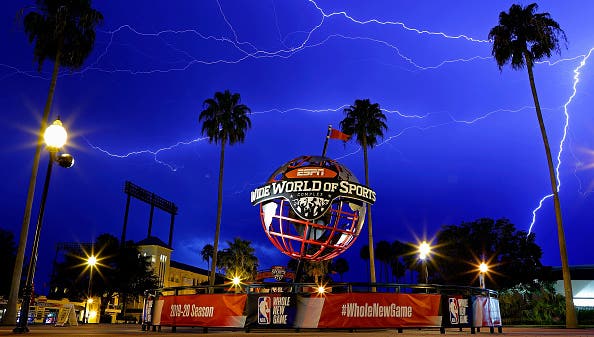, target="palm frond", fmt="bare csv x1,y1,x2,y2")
488,3,566,71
